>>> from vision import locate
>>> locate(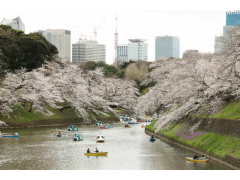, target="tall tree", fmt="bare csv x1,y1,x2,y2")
0,25,58,72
